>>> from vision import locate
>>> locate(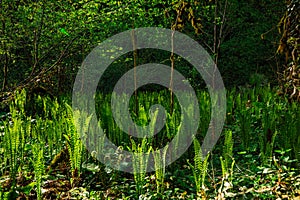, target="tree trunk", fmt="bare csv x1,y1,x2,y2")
1,1,8,91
